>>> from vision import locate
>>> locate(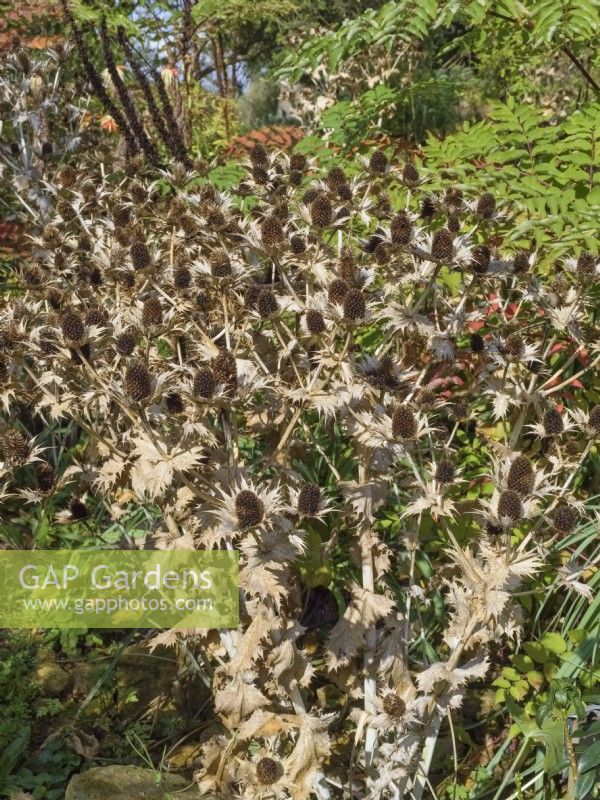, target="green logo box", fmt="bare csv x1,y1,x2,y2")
0,550,239,629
